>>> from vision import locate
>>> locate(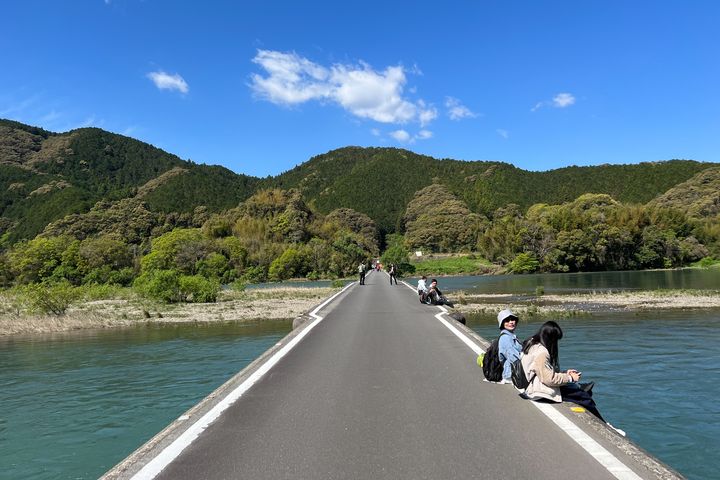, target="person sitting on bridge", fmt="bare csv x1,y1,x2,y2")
497,309,522,384
426,279,454,307
520,321,605,422
417,276,429,303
